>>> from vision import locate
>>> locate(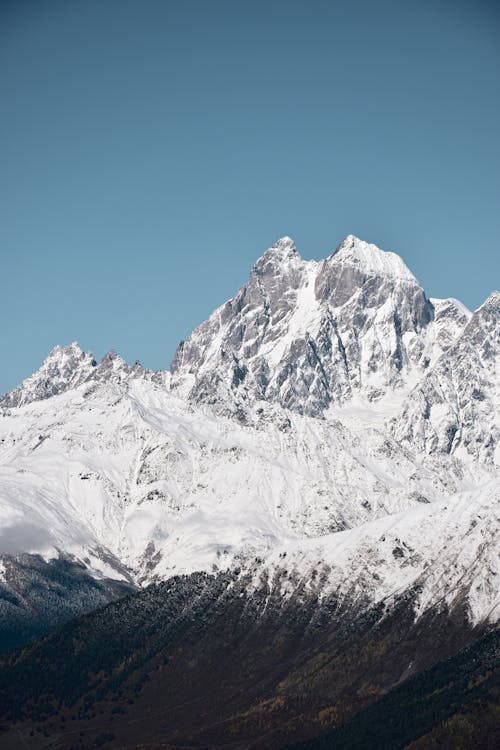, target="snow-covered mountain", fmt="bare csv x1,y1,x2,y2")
0,342,168,409
0,234,499,648
171,235,462,417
